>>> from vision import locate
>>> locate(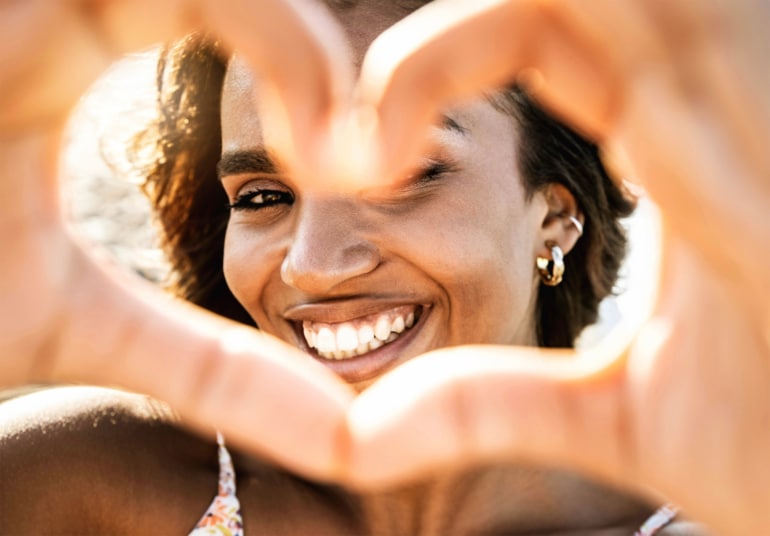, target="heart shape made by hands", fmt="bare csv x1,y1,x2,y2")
1,1,769,534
